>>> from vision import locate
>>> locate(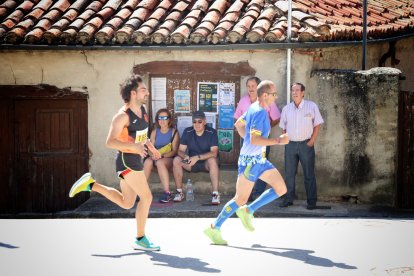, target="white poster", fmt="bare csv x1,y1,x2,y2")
177,116,193,137
205,112,216,129
151,77,167,117
219,82,235,106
